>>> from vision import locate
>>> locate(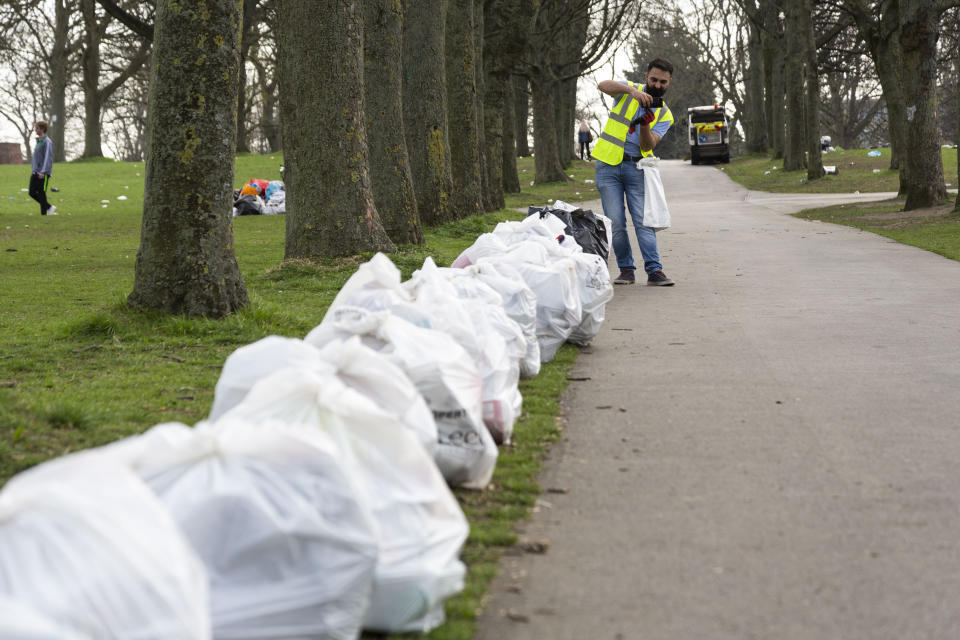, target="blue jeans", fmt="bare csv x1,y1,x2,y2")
595,159,662,275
